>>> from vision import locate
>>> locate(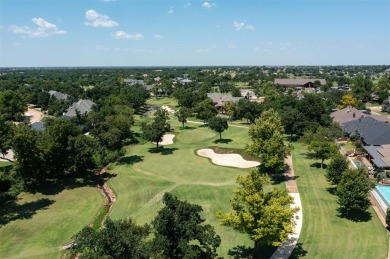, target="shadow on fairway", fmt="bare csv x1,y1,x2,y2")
310,162,327,169
0,198,54,227
118,155,144,165
148,147,179,155
290,242,308,258
213,138,232,144
228,244,278,259
326,186,337,195
337,208,372,222
37,175,96,196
